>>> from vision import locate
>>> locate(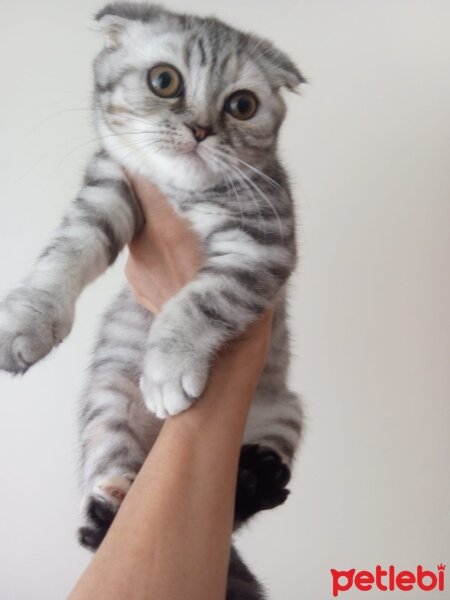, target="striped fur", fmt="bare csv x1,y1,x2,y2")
0,4,304,597
0,151,142,373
